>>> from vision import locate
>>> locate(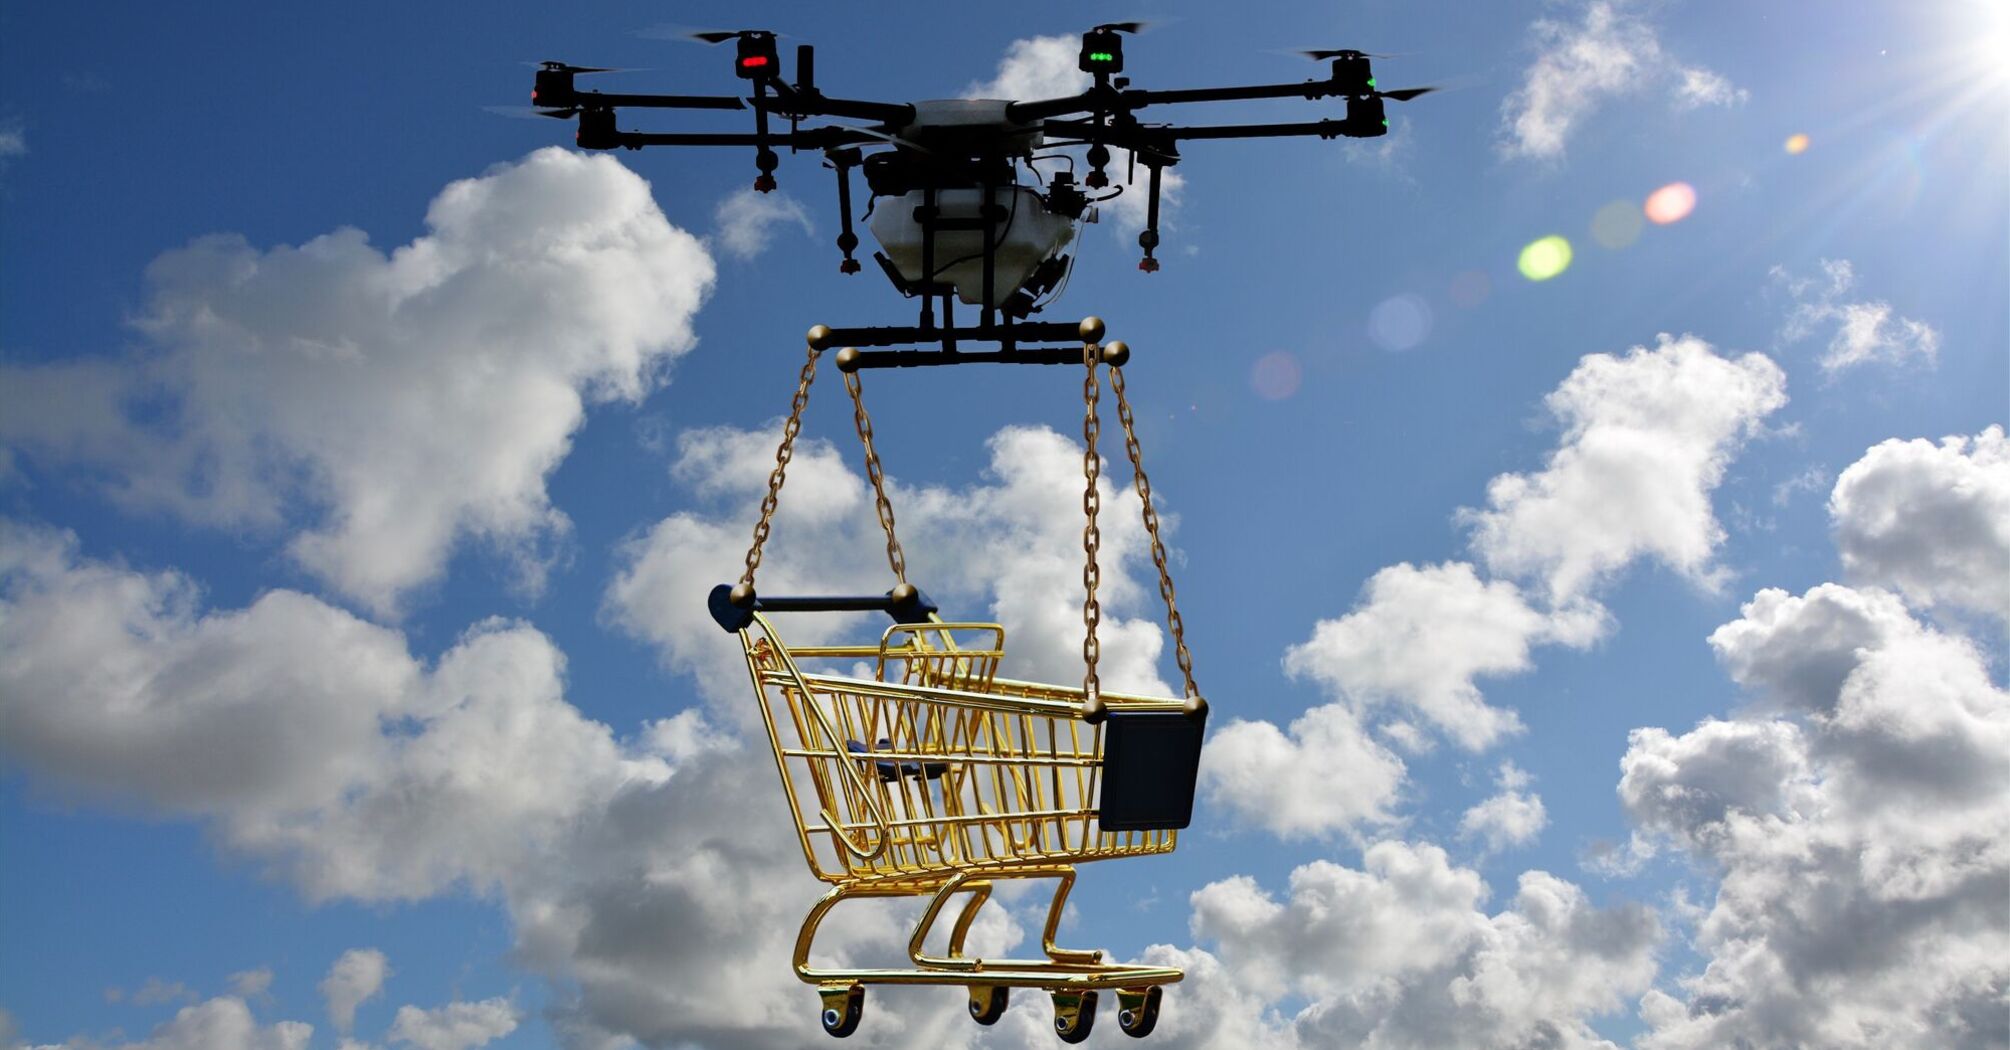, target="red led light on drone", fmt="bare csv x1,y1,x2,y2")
740,55,770,69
